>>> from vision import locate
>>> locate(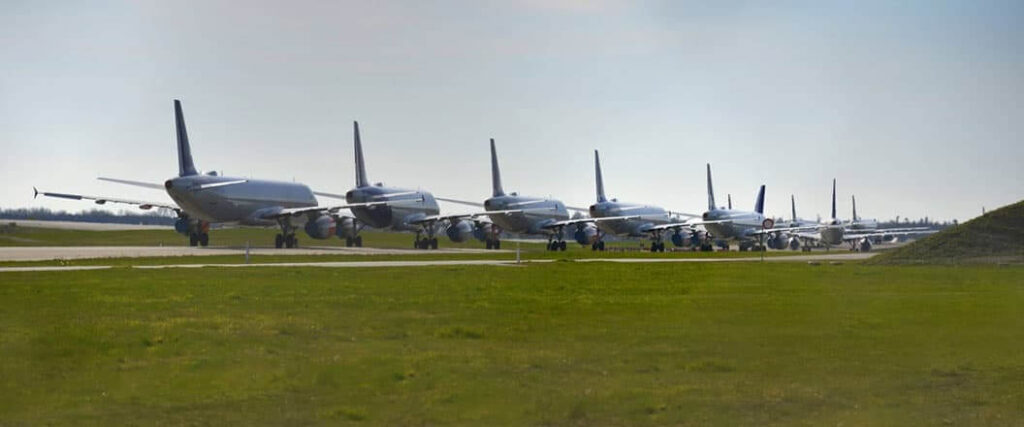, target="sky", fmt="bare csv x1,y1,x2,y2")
2,0,1022,222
